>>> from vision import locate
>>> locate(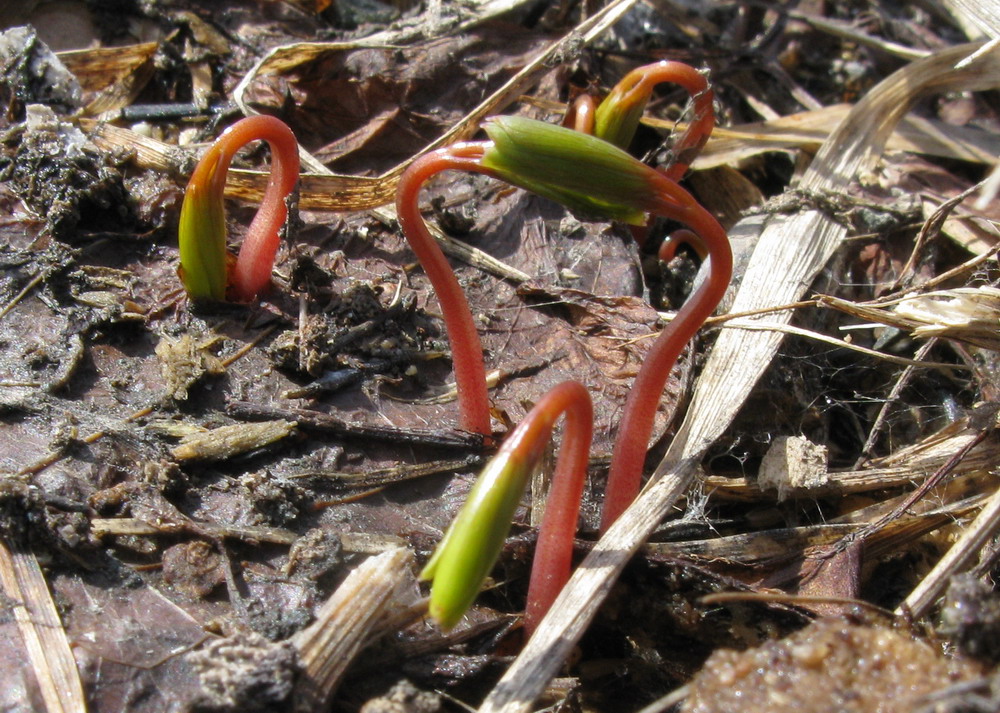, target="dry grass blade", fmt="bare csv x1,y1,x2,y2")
942,0,1000,206
941,0,1000,42
821,287,1000,352
478,41,1000,713
689,105,1000,169
57,42,158,116
787,10,930,60
293,547,415,710
0,537,86,713
656,466,995,565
